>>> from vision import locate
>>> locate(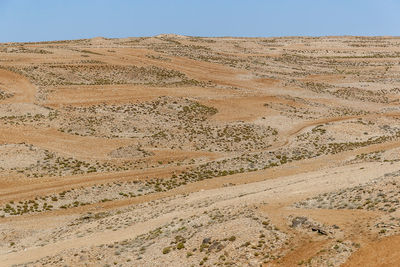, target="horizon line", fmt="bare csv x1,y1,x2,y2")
3,34,400,45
